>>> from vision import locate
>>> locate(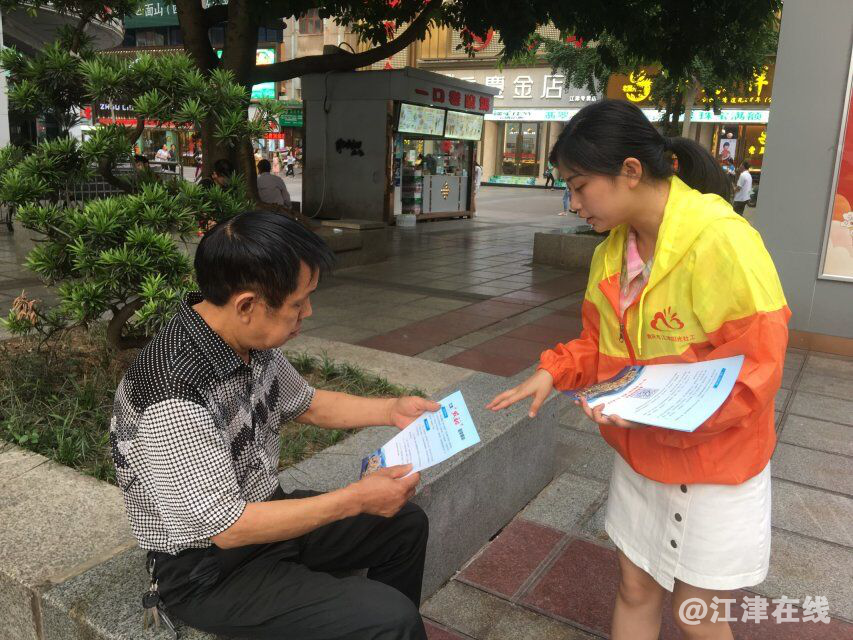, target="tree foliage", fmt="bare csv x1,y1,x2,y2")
542,2,781,134
0,40,271,349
